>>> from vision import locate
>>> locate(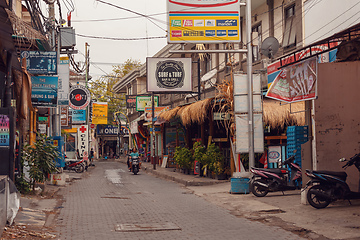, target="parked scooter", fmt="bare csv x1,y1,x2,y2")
64,159,85,173
305,152,360,209
249,156,302,197
130,156,140,175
